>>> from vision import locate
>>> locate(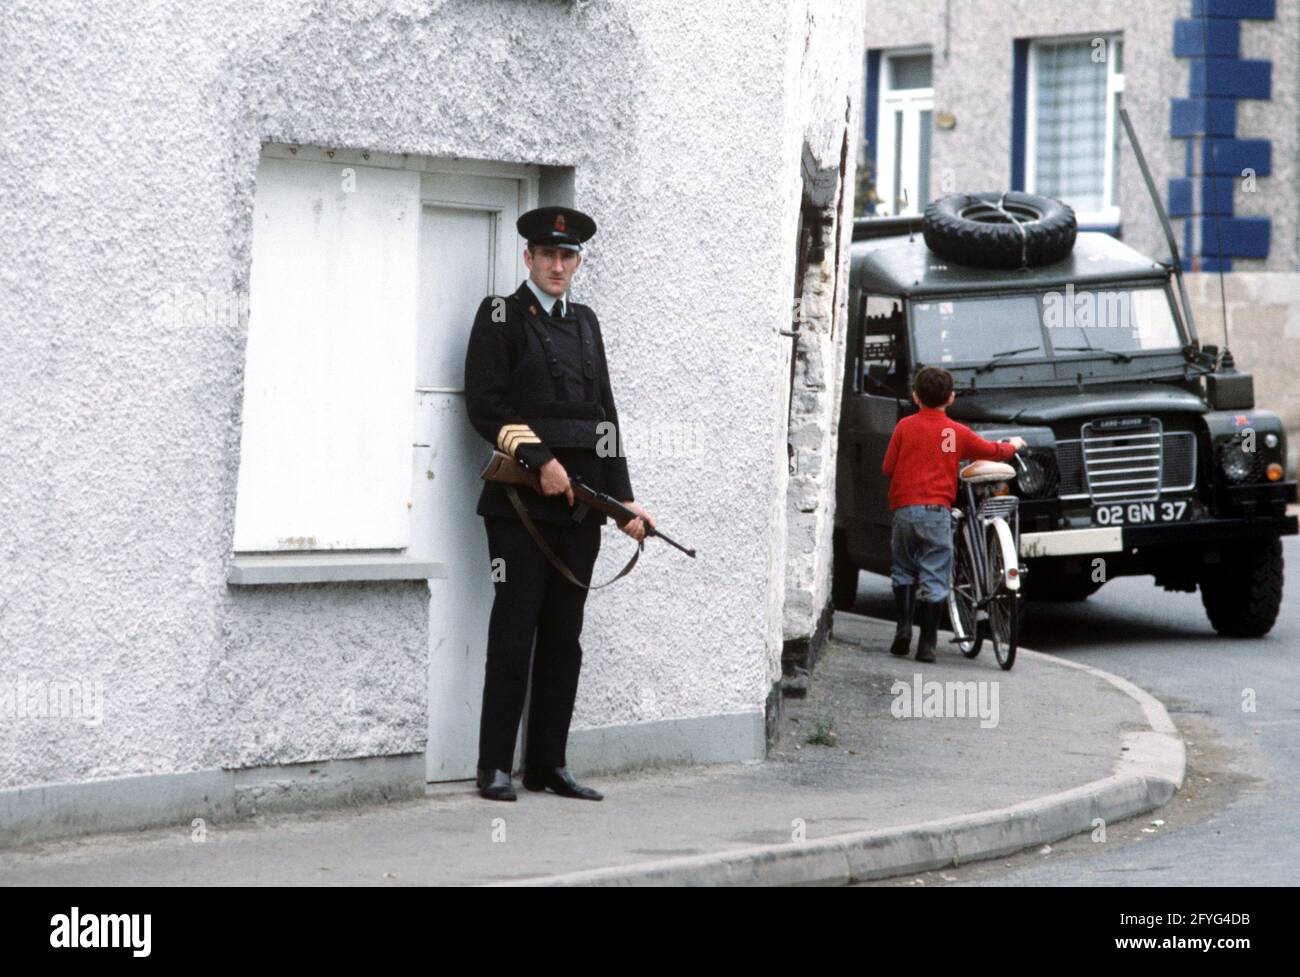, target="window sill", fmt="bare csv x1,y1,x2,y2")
227,552,449,586
1078,220,1122,238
